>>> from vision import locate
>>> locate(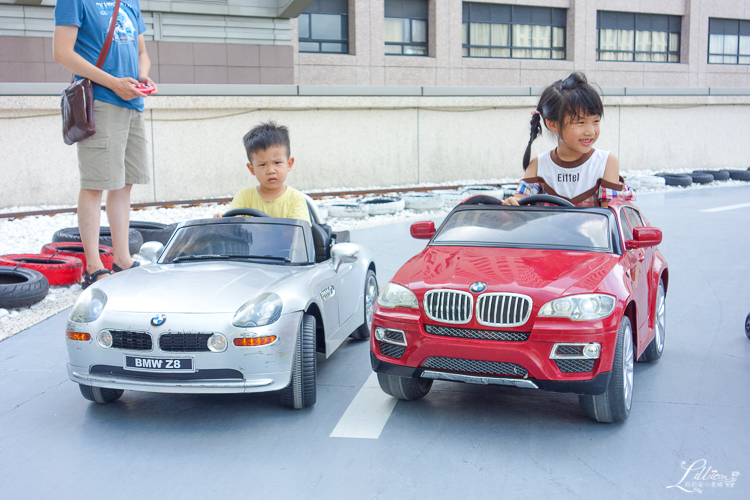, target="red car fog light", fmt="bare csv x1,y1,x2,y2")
374,327,407,346
66,330,91,341
550,343,601,359
233,335,277,347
